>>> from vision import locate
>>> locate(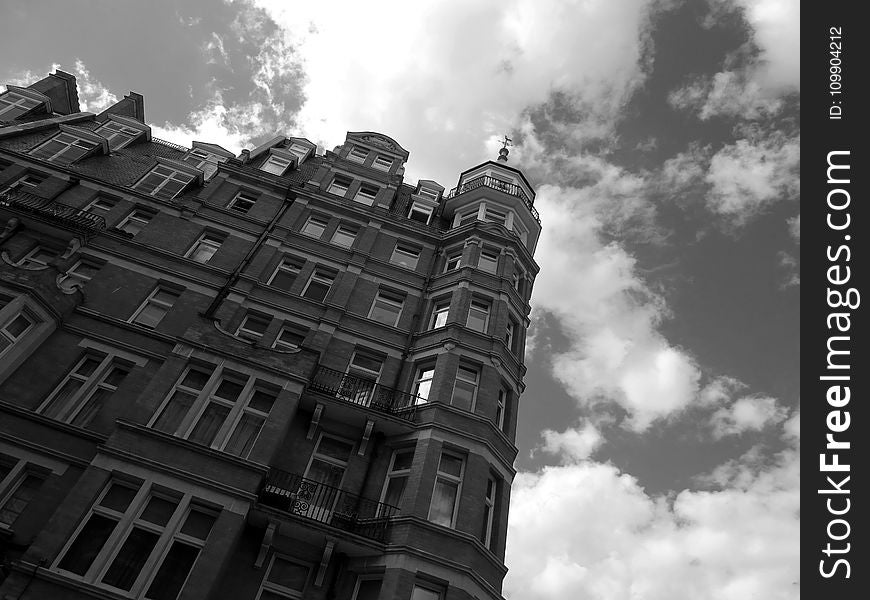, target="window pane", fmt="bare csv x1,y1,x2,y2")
41,379,83,419
102,527,160,590
140,496,179,526
181,369,211,390
303,280,330,302
134,303,167,328
268,557,309,590
69,387,110,428
451,380,475,410
249,389,277,413
0,473,43,525
76,357,103,377
188,403,231,446
180,509,216,540
429,480,457,527
214,378,244,401
316,437,354,462
439,454,463,477
223,413,264,457
355,579,383,600
100,483,139,512
412,587,442,600
382,476,407,508
145,541,200,600
393,450,414,471
57,514,118,575
6,314,31,337
153,390,196,434
270,269,297,291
